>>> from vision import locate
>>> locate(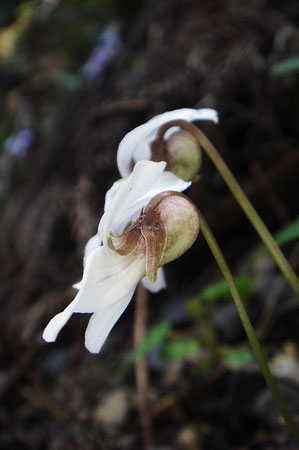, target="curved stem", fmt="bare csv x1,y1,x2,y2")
134,283,153,450
157,120,299,298
196,210,299,444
